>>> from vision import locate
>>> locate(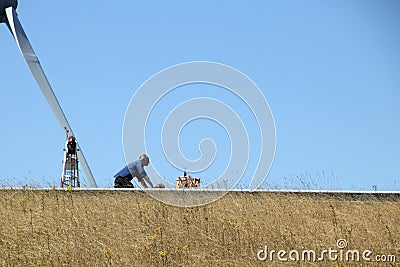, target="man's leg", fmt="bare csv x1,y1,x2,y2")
115,176,134,188
114,176,124,188
124,179,134,188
